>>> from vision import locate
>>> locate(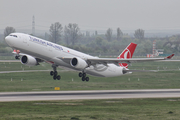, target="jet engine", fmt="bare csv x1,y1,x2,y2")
121,67,132,75
70,57,88,69
21,55,38,66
